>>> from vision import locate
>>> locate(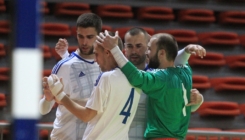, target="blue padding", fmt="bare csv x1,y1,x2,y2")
15,0,40,48
13,119,38,140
